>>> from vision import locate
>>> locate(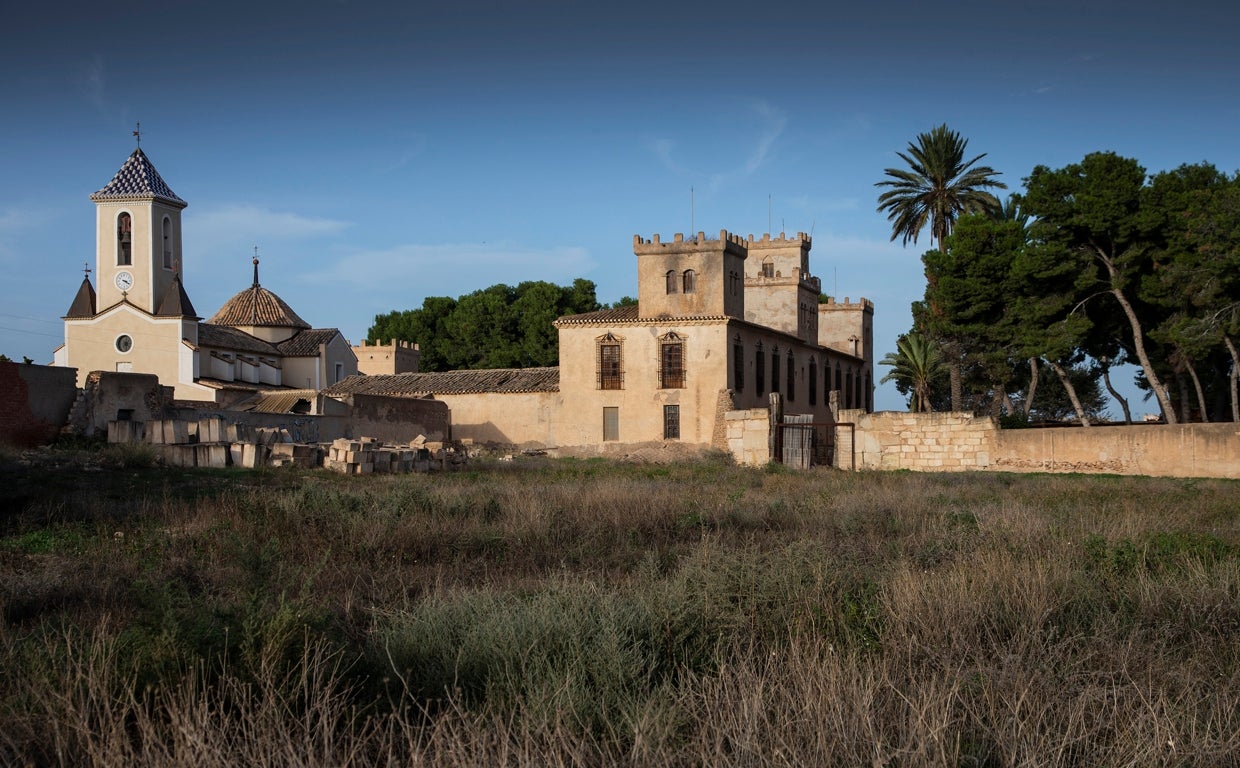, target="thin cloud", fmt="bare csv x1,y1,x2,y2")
649,100,788,193
190,205,351,242
377,134,429,174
